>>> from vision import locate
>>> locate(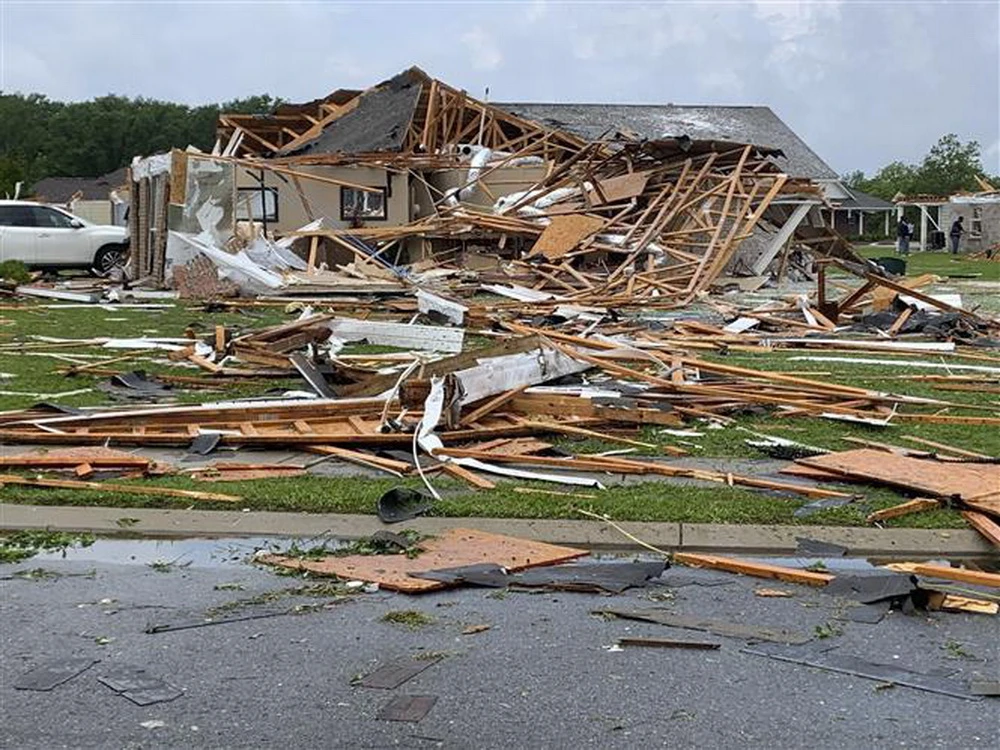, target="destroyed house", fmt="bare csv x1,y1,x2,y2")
126,66,857,300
